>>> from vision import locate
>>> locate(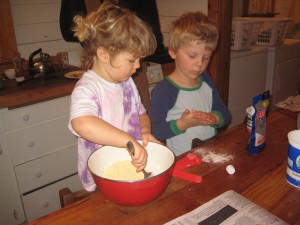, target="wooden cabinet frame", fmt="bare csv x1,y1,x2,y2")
0,0,18,63
208,0,232,104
